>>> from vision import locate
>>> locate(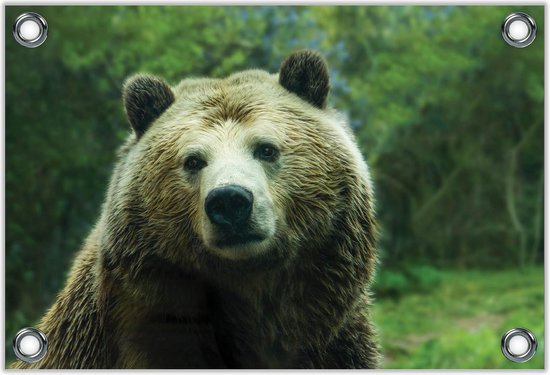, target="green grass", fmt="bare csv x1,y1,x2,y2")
372,267,544,369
